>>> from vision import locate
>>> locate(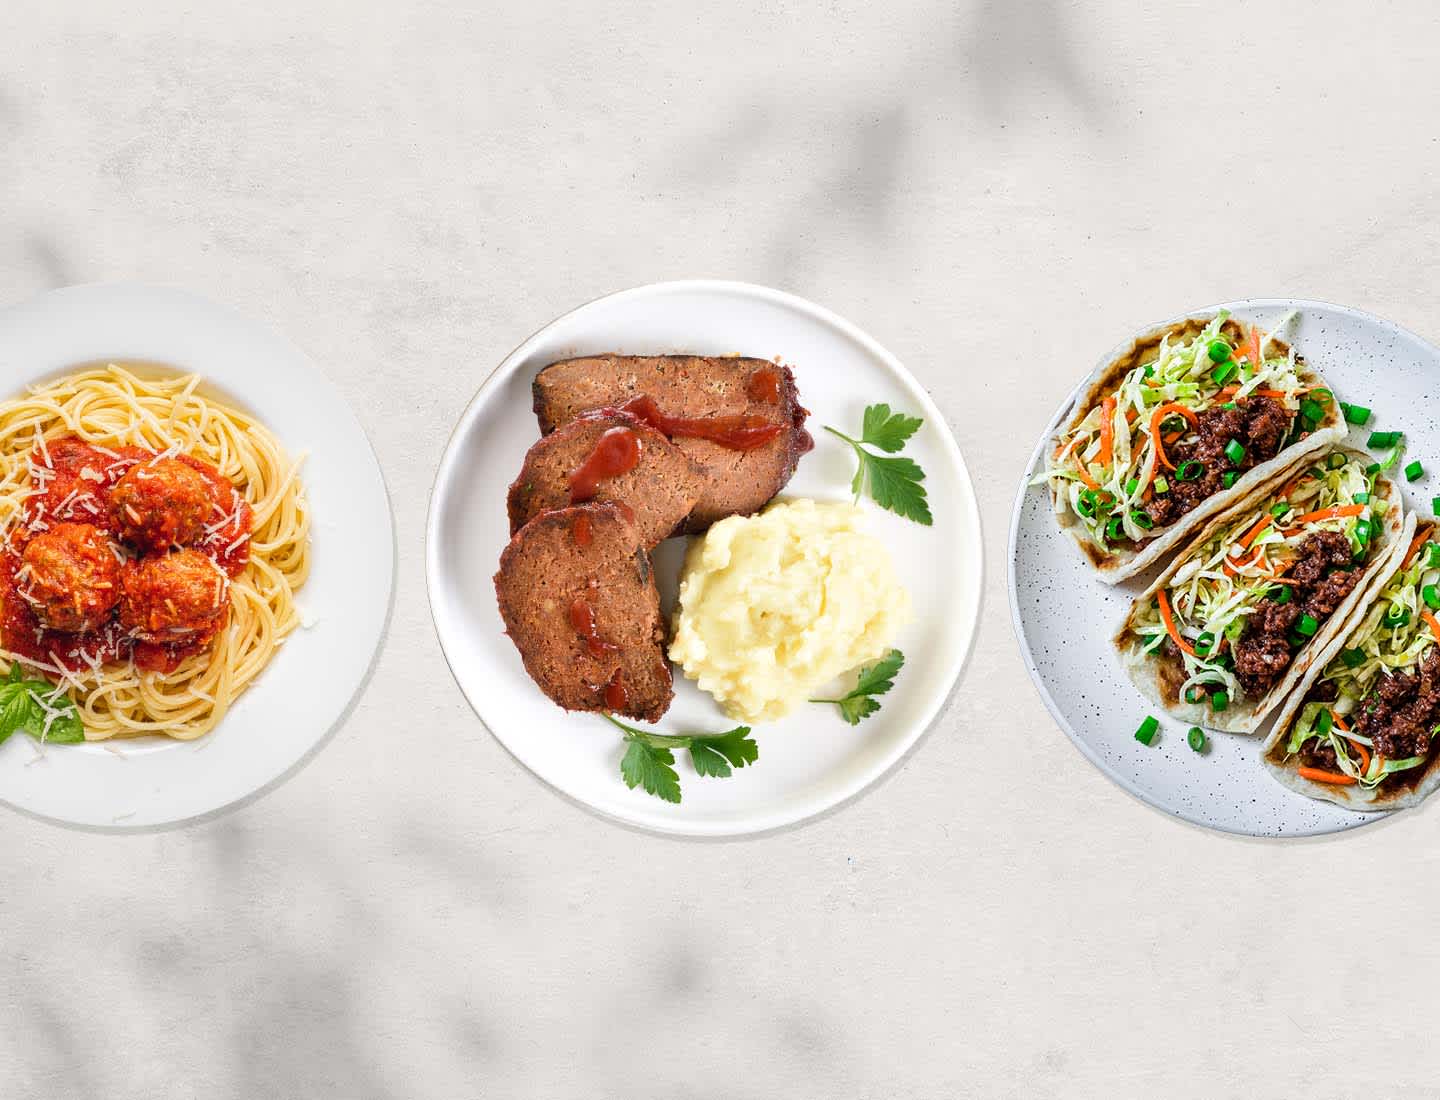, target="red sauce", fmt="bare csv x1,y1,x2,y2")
572,511,593,548
601,395,784,452
567,427,641,503
0,436,253,676
603,668,628,711
568,597,616,658
745,365,784,404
